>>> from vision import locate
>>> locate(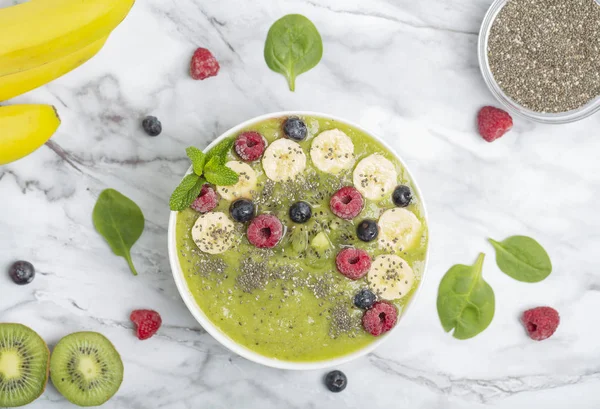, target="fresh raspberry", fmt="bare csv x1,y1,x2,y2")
190,48,220,80
477,106,513,142
130,309,162,340
234,131,267,162
362,302,398,336
190,184,218,213
330,187,364,220
521,306,560,341
336,248,371,280
247,214,283,248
